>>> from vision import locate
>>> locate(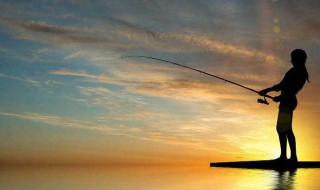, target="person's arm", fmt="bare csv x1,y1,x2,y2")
259,69,291,96
259,83,283,96
259,85,283,102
